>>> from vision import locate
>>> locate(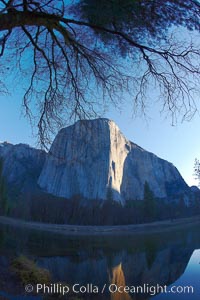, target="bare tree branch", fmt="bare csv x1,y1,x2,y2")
0,0,200,147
